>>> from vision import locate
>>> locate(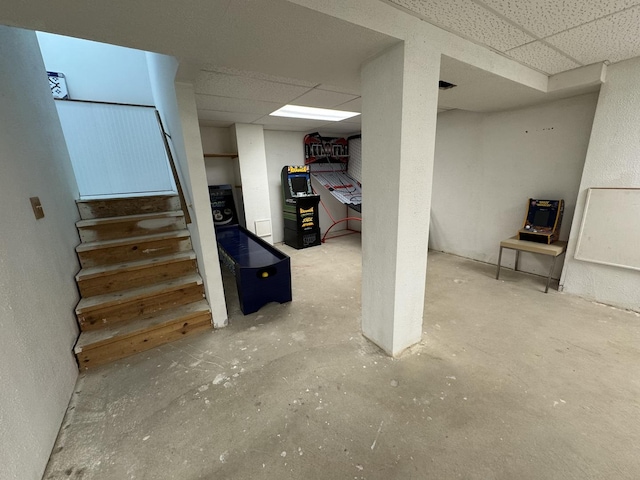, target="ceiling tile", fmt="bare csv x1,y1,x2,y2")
315,84,361,96
333,97,362,112
291,89,359,109
199,119,236,128
479,0,640,38
196,94,283,115
195,71,313,103
260,118,341,133
314,123,362,135
262,124,314,132
506,41,581,74
198,110,263,124
199,64,317,88
545,5,640,65
388,0,534,51
258,116,335,129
